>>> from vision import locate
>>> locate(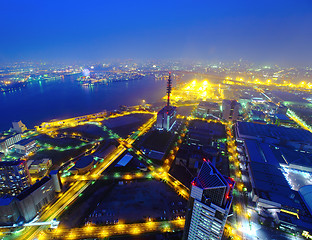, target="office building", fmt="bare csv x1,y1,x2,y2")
196,101,220,119
16,176,55,222
14,139,37,155
0,177,55,224
0,132,22,153
12,120,27,133
156,72,177,131
0,160,31,196
183,161,235,240
222,100,240,121
156,106,177,131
